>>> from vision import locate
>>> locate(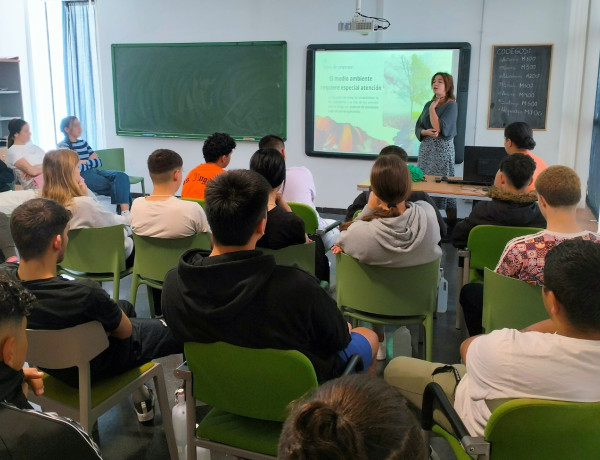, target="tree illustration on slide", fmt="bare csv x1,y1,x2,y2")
384,54,431,119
